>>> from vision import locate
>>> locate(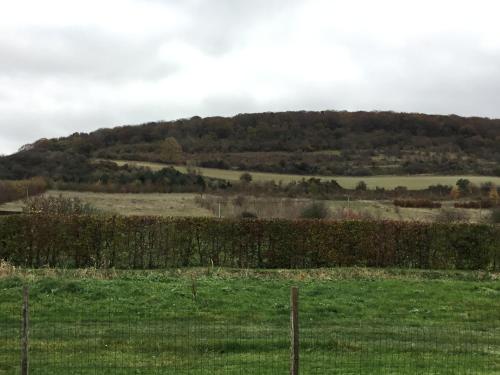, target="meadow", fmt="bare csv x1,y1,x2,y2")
0,190,212,217
0,190,489,222
0,267,499,374
111,159,500,190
